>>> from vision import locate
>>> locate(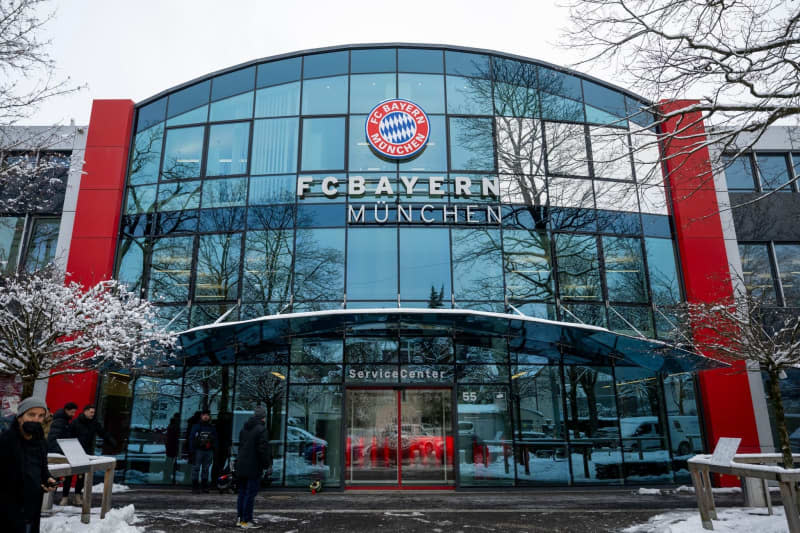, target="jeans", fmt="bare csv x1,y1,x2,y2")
192,449,214,485
237,477,260,522
61,474,87,498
